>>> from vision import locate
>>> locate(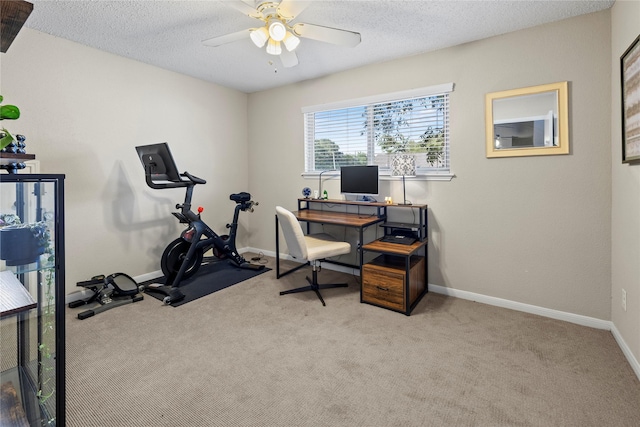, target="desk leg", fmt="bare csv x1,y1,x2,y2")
359,227,364,303
405,255,411,316
425,243,429,295
275,214,280,278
